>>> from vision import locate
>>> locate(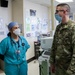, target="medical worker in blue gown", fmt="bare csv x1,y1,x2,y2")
0,22,30,75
